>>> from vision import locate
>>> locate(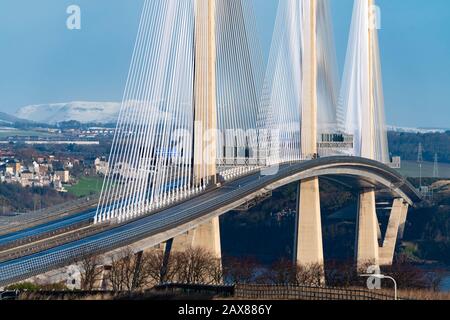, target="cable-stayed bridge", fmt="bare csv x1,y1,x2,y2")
0,0,421,287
